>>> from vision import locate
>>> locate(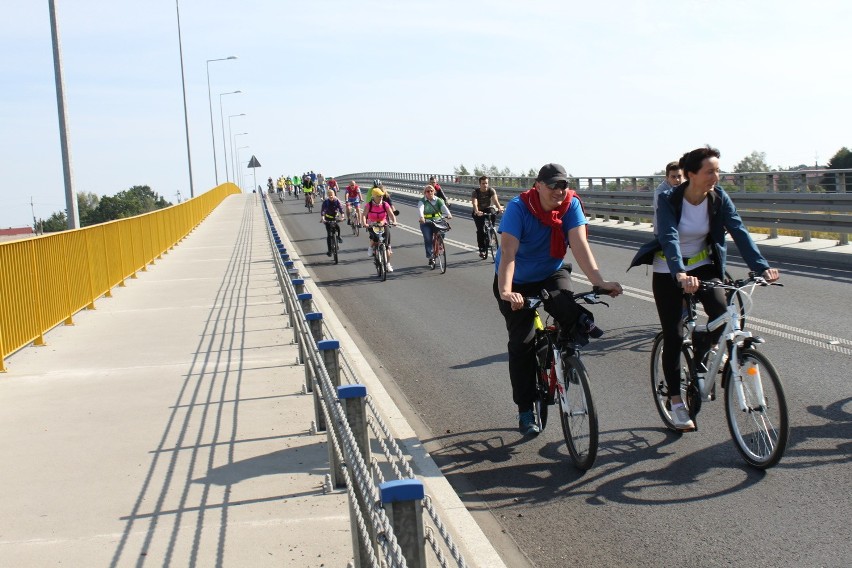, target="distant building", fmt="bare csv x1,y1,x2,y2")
0,226,36,243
